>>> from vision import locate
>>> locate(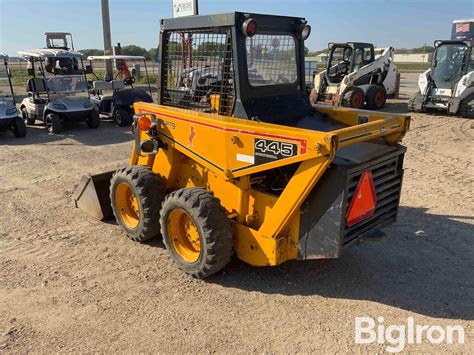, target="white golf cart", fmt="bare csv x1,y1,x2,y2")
87,55,153,126
0,53,26,137
18,49,99,133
